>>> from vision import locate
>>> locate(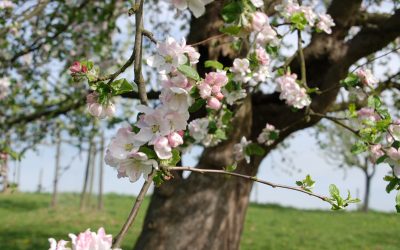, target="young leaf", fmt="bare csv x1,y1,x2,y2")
204,60,224,70
245,143,265,156
111,78,137,95
178,65,200,81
